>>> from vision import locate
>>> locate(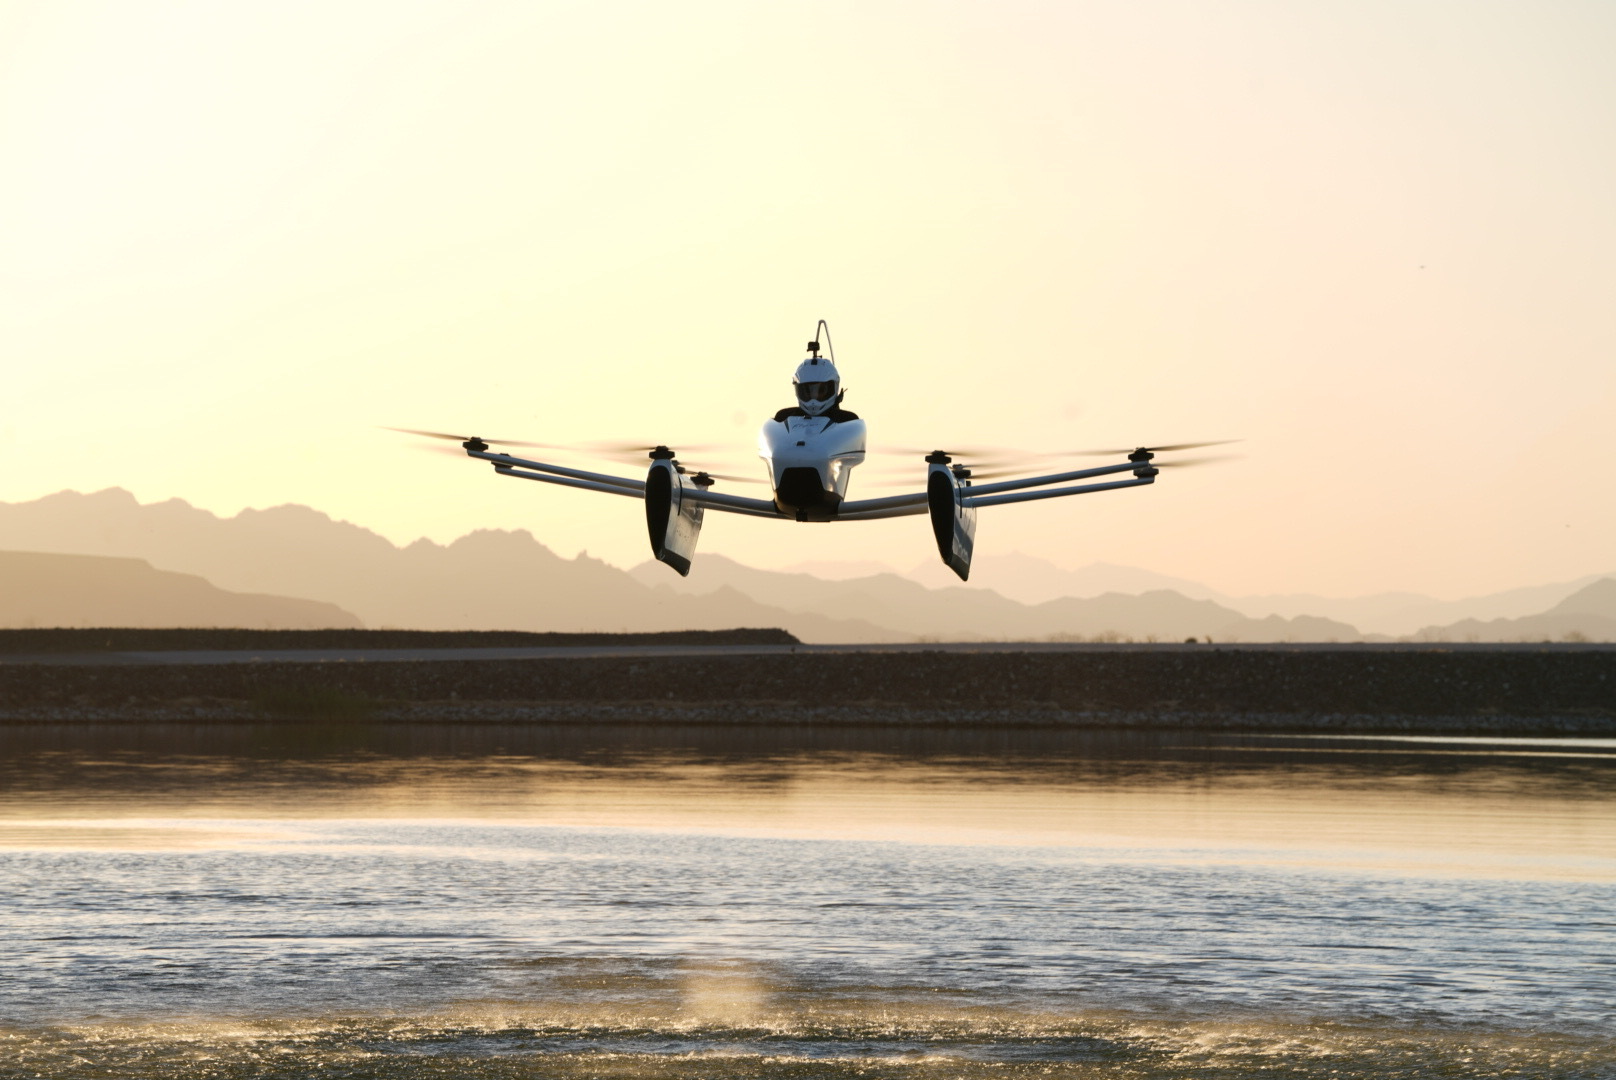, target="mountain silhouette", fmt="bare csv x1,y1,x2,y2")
630,554,1360,642
1221,576,1614,637
0,489,892,640
778,553,1615,637
1411,577,1616,642
903,552,1224,603
0,551,360,629
3,489,1607,642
